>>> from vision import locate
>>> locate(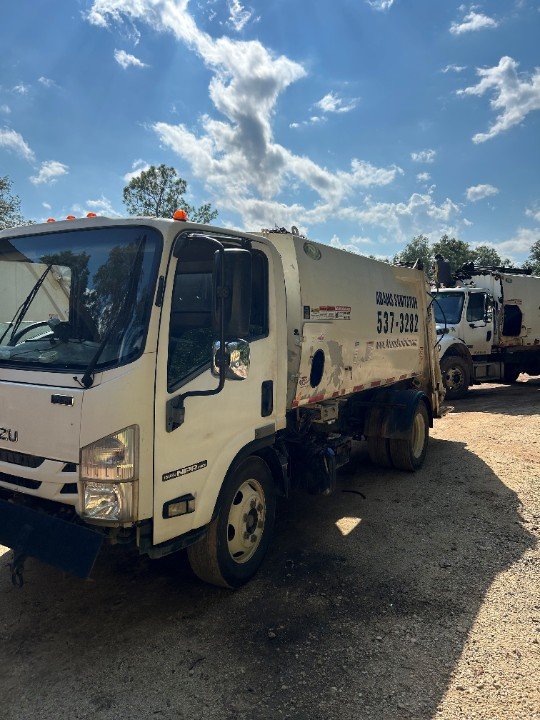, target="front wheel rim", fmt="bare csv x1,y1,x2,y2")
444,366,464,391
226,479,266,564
